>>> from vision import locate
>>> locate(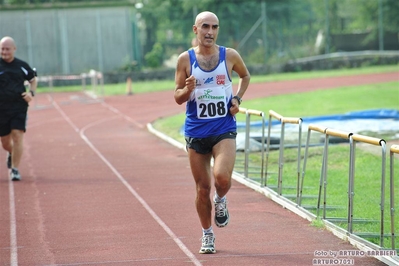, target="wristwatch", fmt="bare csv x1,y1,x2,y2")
233,95,242,105
30,90,35,97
